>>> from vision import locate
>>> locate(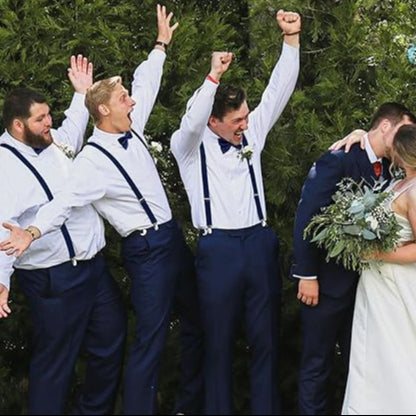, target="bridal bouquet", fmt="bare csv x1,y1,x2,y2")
304,177,402,271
